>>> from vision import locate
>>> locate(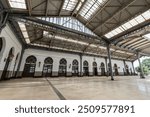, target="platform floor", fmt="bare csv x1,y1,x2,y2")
0,76,150,100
